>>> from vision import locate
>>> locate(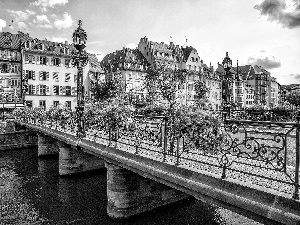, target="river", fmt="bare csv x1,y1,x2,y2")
0,147,281,225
